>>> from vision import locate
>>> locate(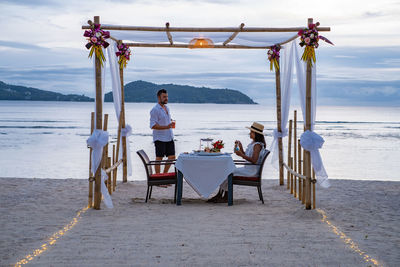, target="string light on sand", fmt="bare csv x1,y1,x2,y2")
316,209,381,267
14,206,89,267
